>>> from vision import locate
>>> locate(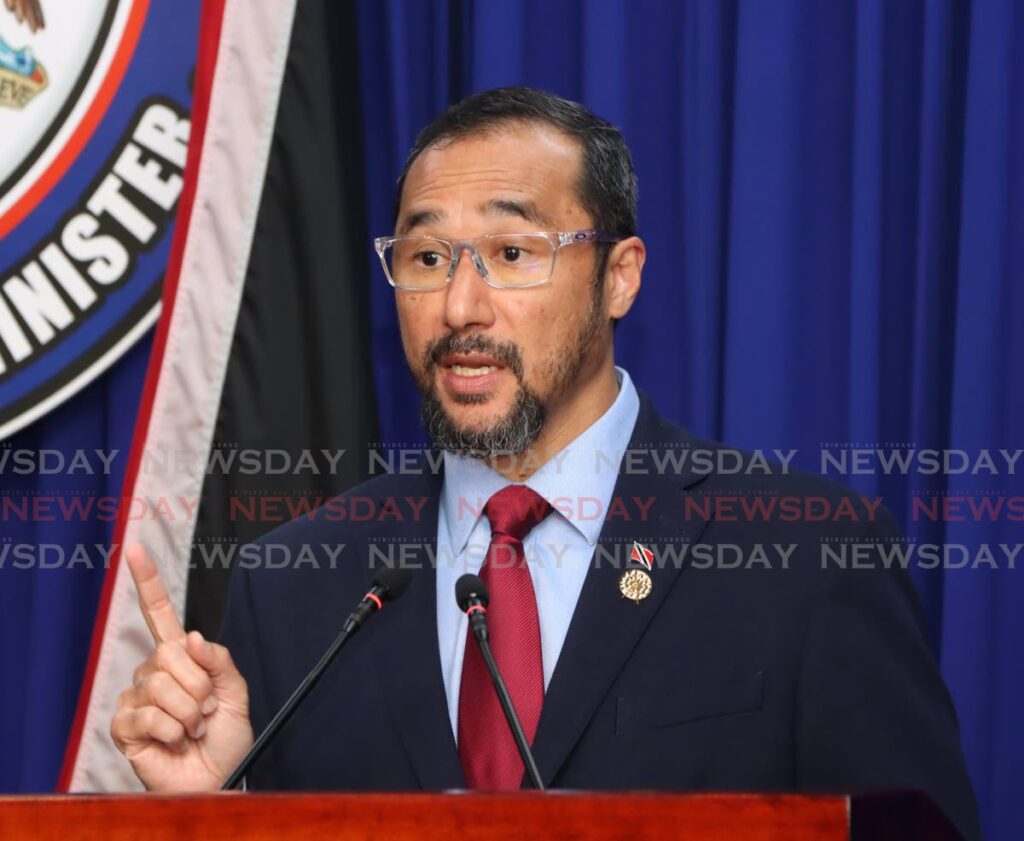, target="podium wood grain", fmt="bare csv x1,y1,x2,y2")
0,791,959,840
